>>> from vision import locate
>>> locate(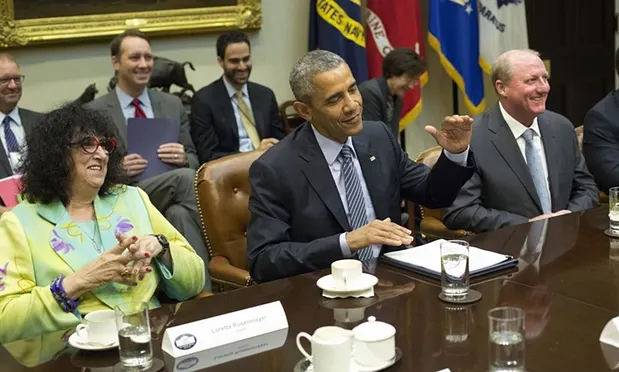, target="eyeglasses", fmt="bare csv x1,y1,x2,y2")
70,136,117,154
0,75,25,86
